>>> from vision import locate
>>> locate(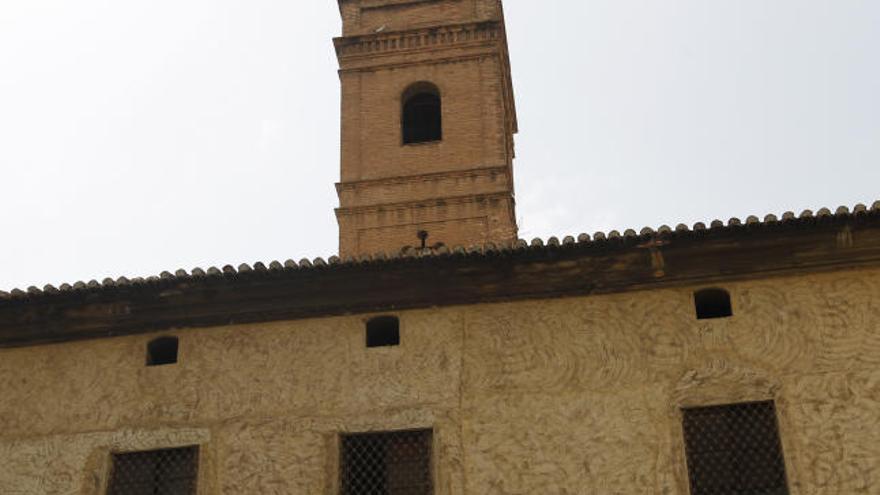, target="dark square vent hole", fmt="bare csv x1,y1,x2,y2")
147,336,179,366
694,288,733,320
366,316,400,348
